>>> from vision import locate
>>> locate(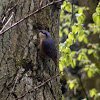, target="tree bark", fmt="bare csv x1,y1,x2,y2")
0,0,62,100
